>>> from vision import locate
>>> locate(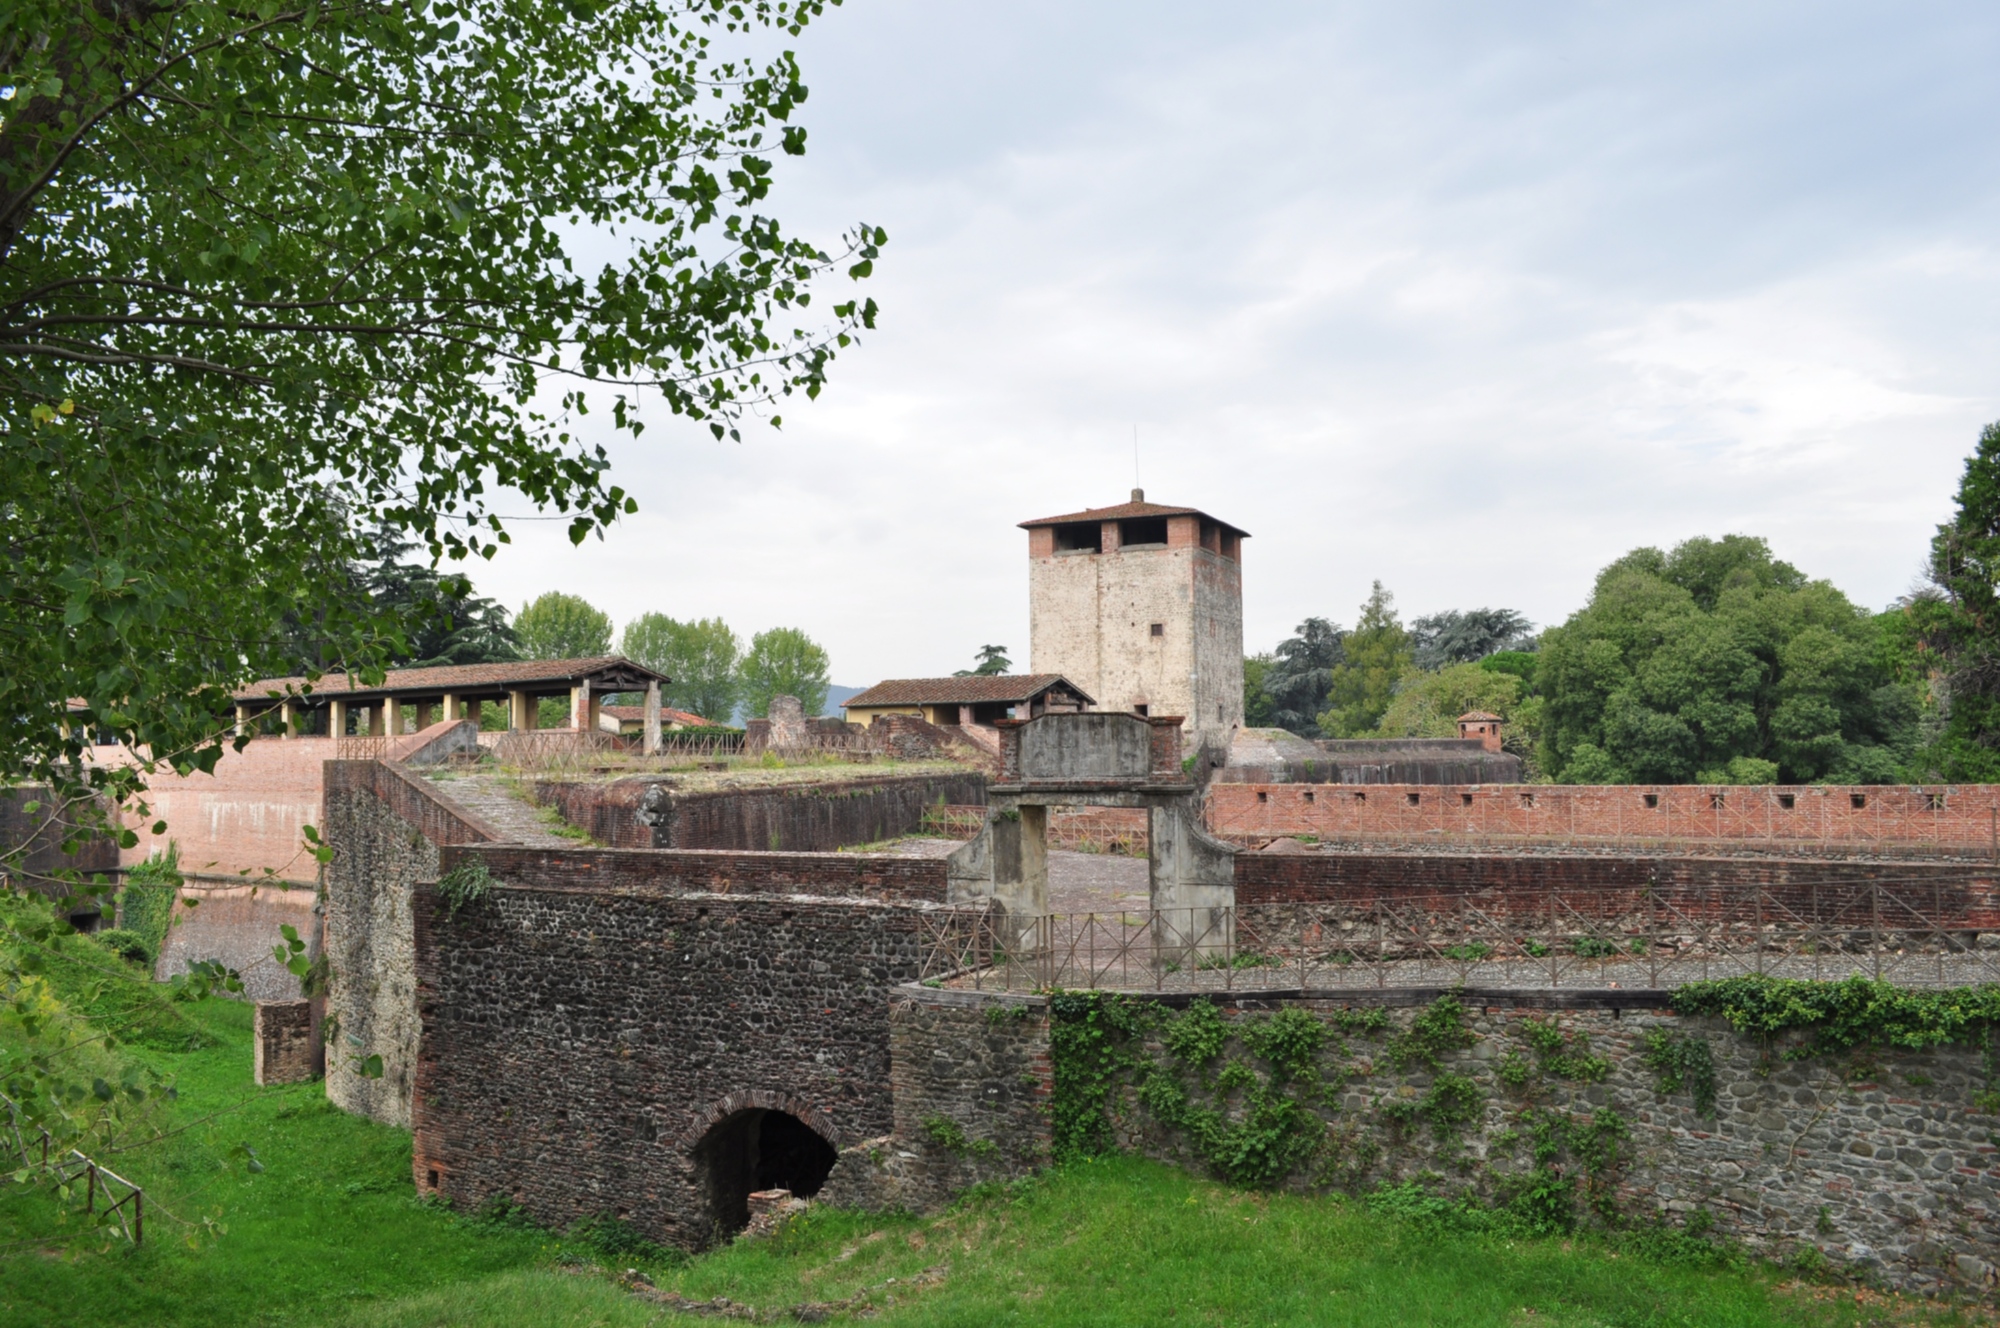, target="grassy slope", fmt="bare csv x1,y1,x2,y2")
0,936,1979,1328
